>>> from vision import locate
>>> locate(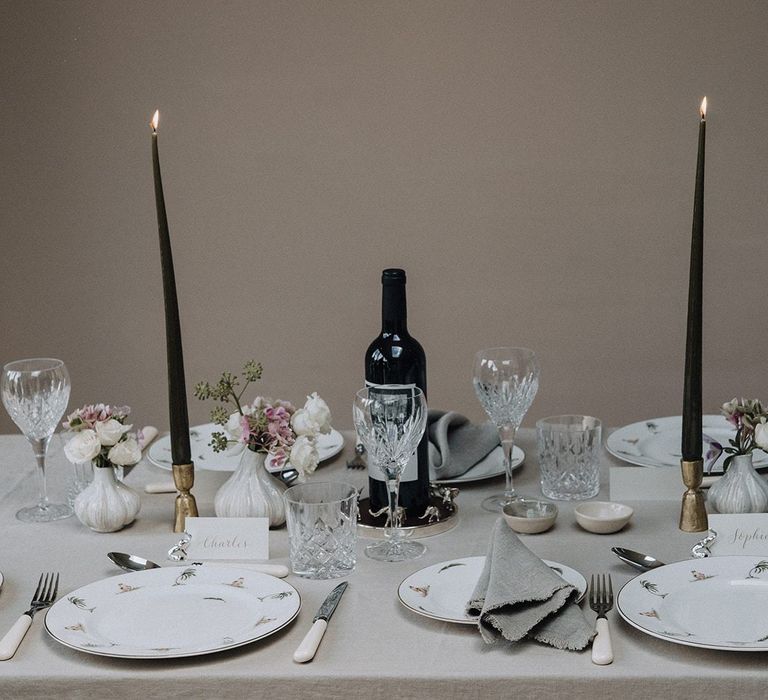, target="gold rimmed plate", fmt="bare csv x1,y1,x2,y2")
45,566,300,659
398,556,586,624
617,555,768,651
148,423,344,472
606,415,768,474
431,445,524,484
